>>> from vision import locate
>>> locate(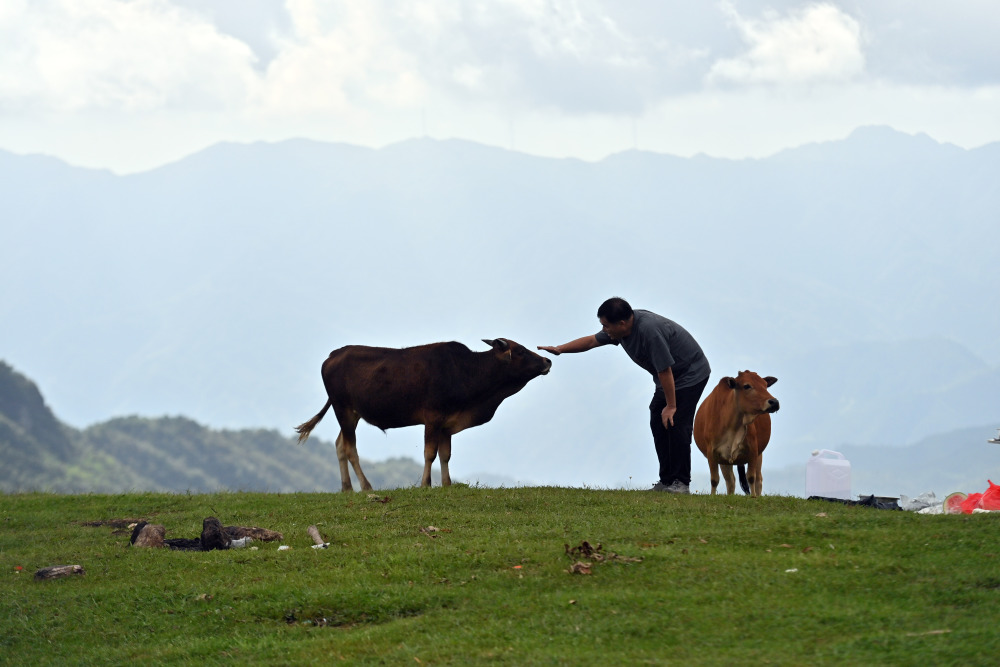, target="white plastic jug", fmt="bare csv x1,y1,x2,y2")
805,449,851,499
